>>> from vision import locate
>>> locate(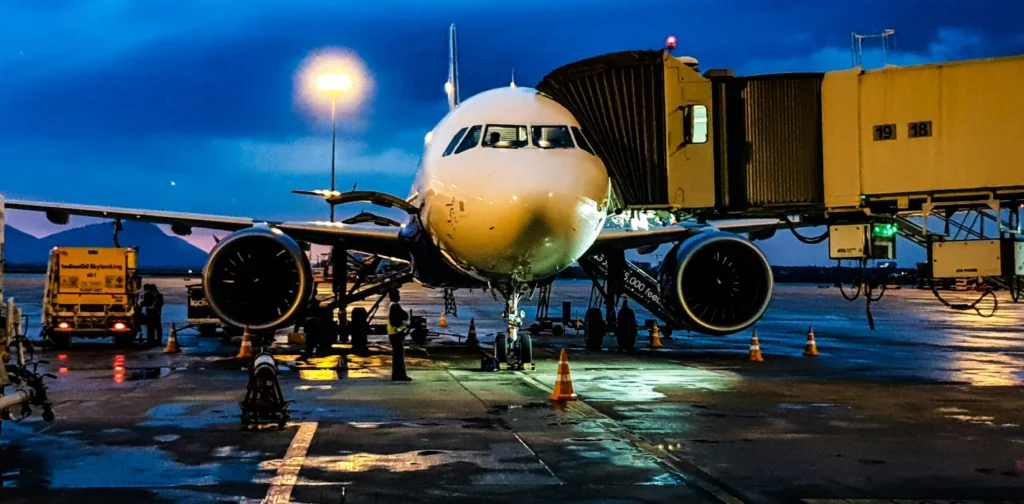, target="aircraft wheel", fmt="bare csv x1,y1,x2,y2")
495,333,508,364
616,307,637,350
349,308,369,349
552,324,564,336
583,308,605,351
519,333,533,366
